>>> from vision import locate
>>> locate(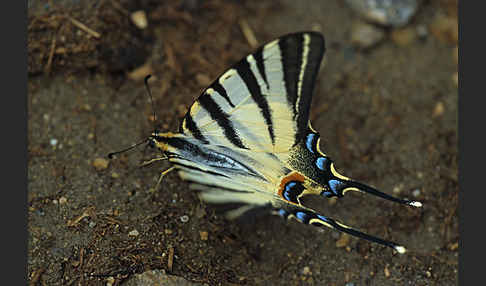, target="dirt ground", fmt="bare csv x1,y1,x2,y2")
28,0,458,285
